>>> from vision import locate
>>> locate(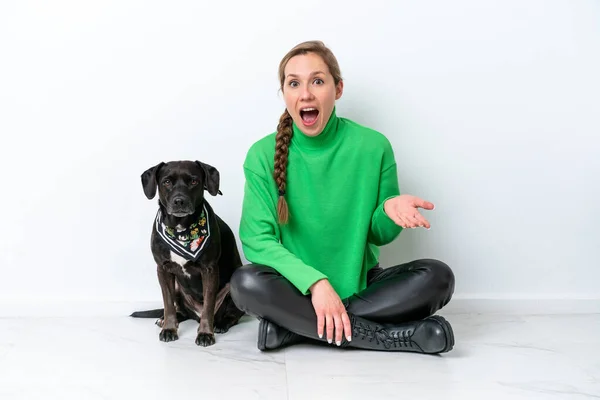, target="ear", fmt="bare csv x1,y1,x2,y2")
141,162,165,199
196,161,221,196
335,80,344,100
